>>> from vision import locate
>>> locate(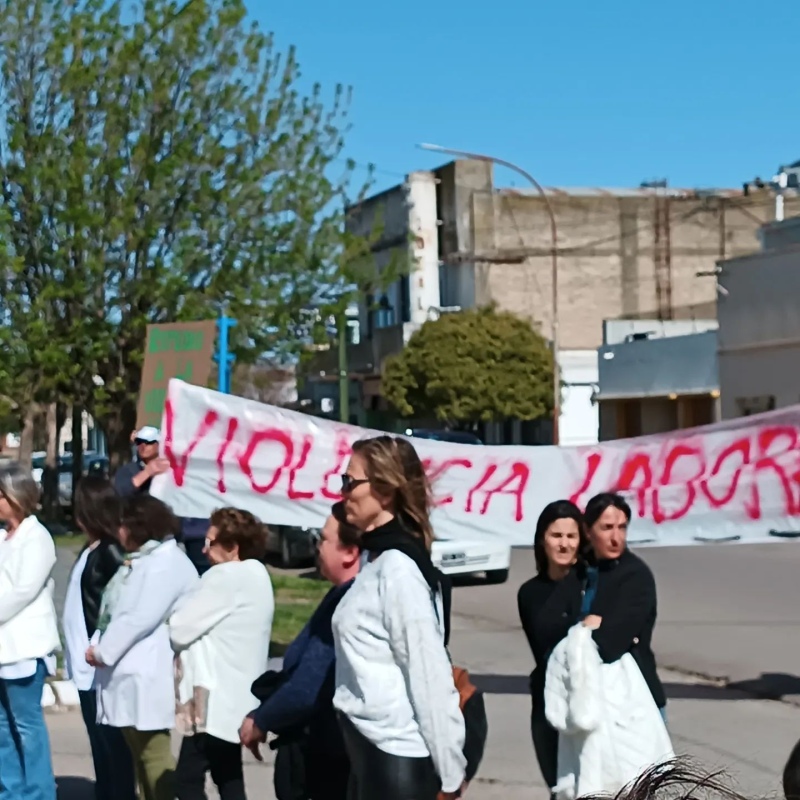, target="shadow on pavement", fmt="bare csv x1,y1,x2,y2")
471,674,529,694
727,672,800,701
56,776,94,799
470,672,800,702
